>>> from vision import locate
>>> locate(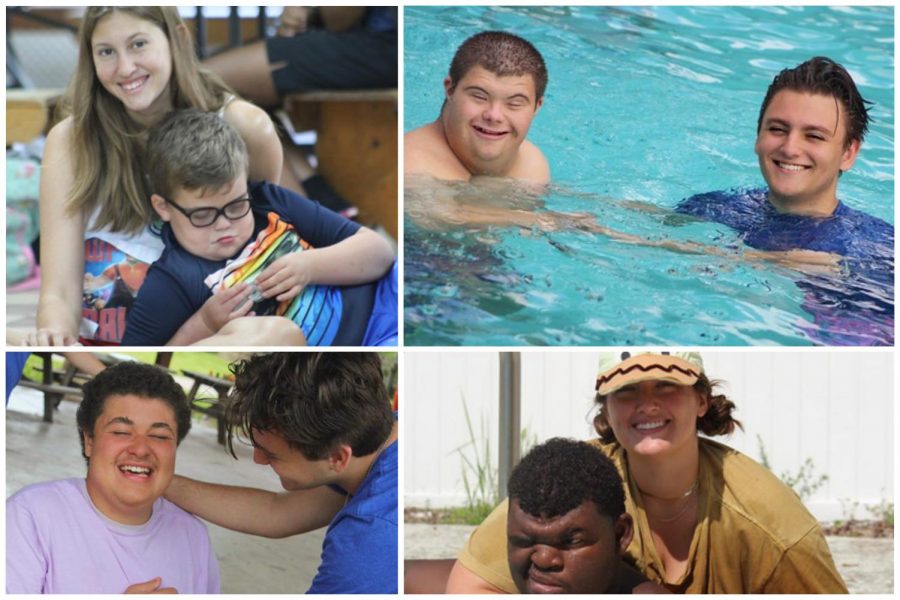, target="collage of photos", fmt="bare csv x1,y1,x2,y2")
3,4,895,596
